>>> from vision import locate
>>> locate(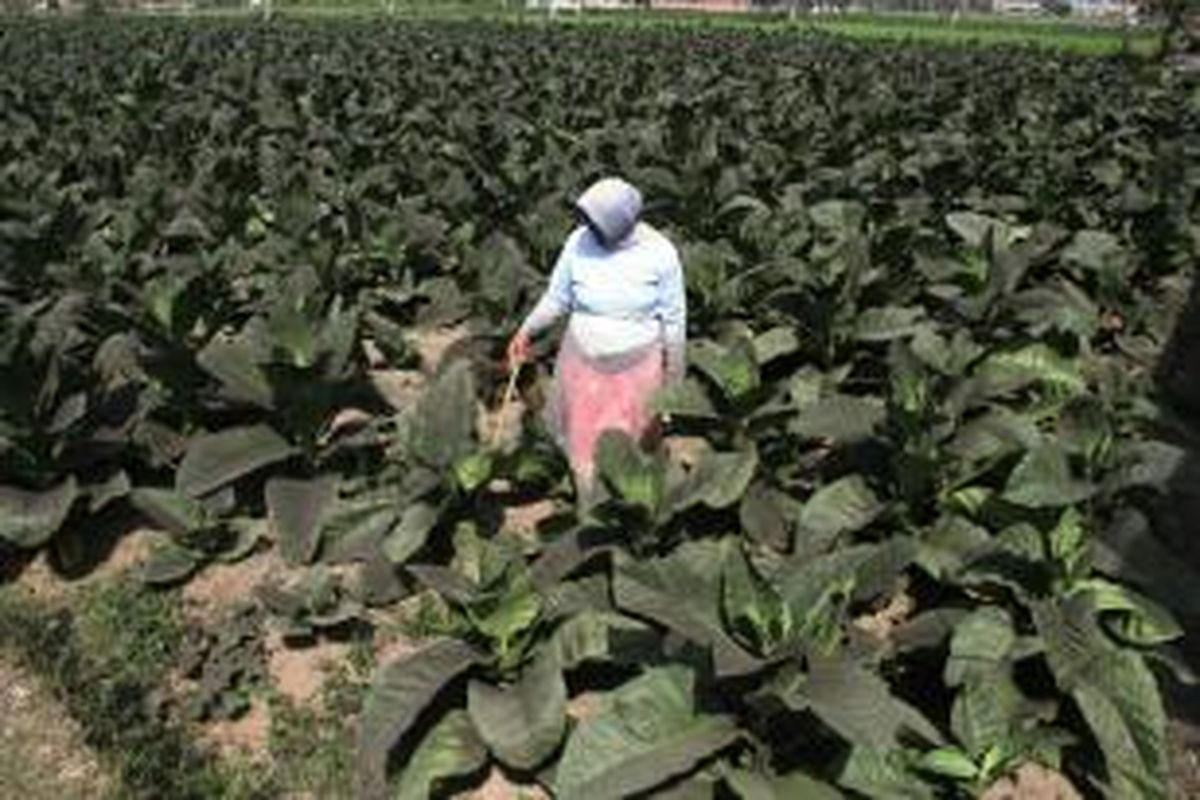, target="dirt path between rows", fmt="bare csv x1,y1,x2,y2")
0,652,112,800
